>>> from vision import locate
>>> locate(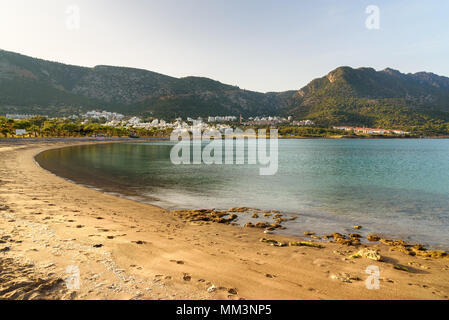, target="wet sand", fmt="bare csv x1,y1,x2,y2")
0,140,448,300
